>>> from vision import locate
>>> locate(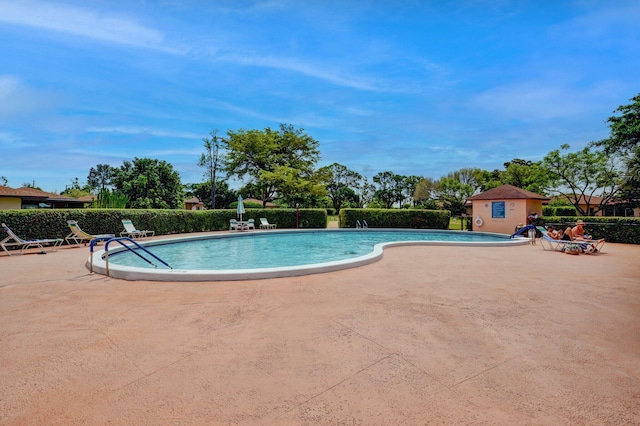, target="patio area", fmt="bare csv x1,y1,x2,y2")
1,233,639,424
